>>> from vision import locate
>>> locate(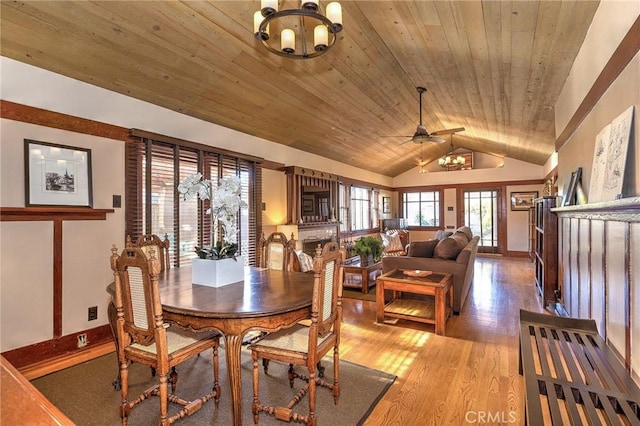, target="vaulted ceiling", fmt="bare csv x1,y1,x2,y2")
0,1,599,176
